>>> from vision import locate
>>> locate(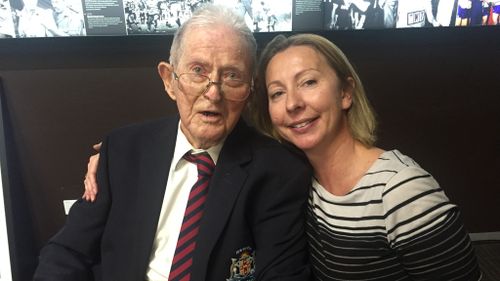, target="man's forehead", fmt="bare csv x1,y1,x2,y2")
182,25,242,47
177,26,252,70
